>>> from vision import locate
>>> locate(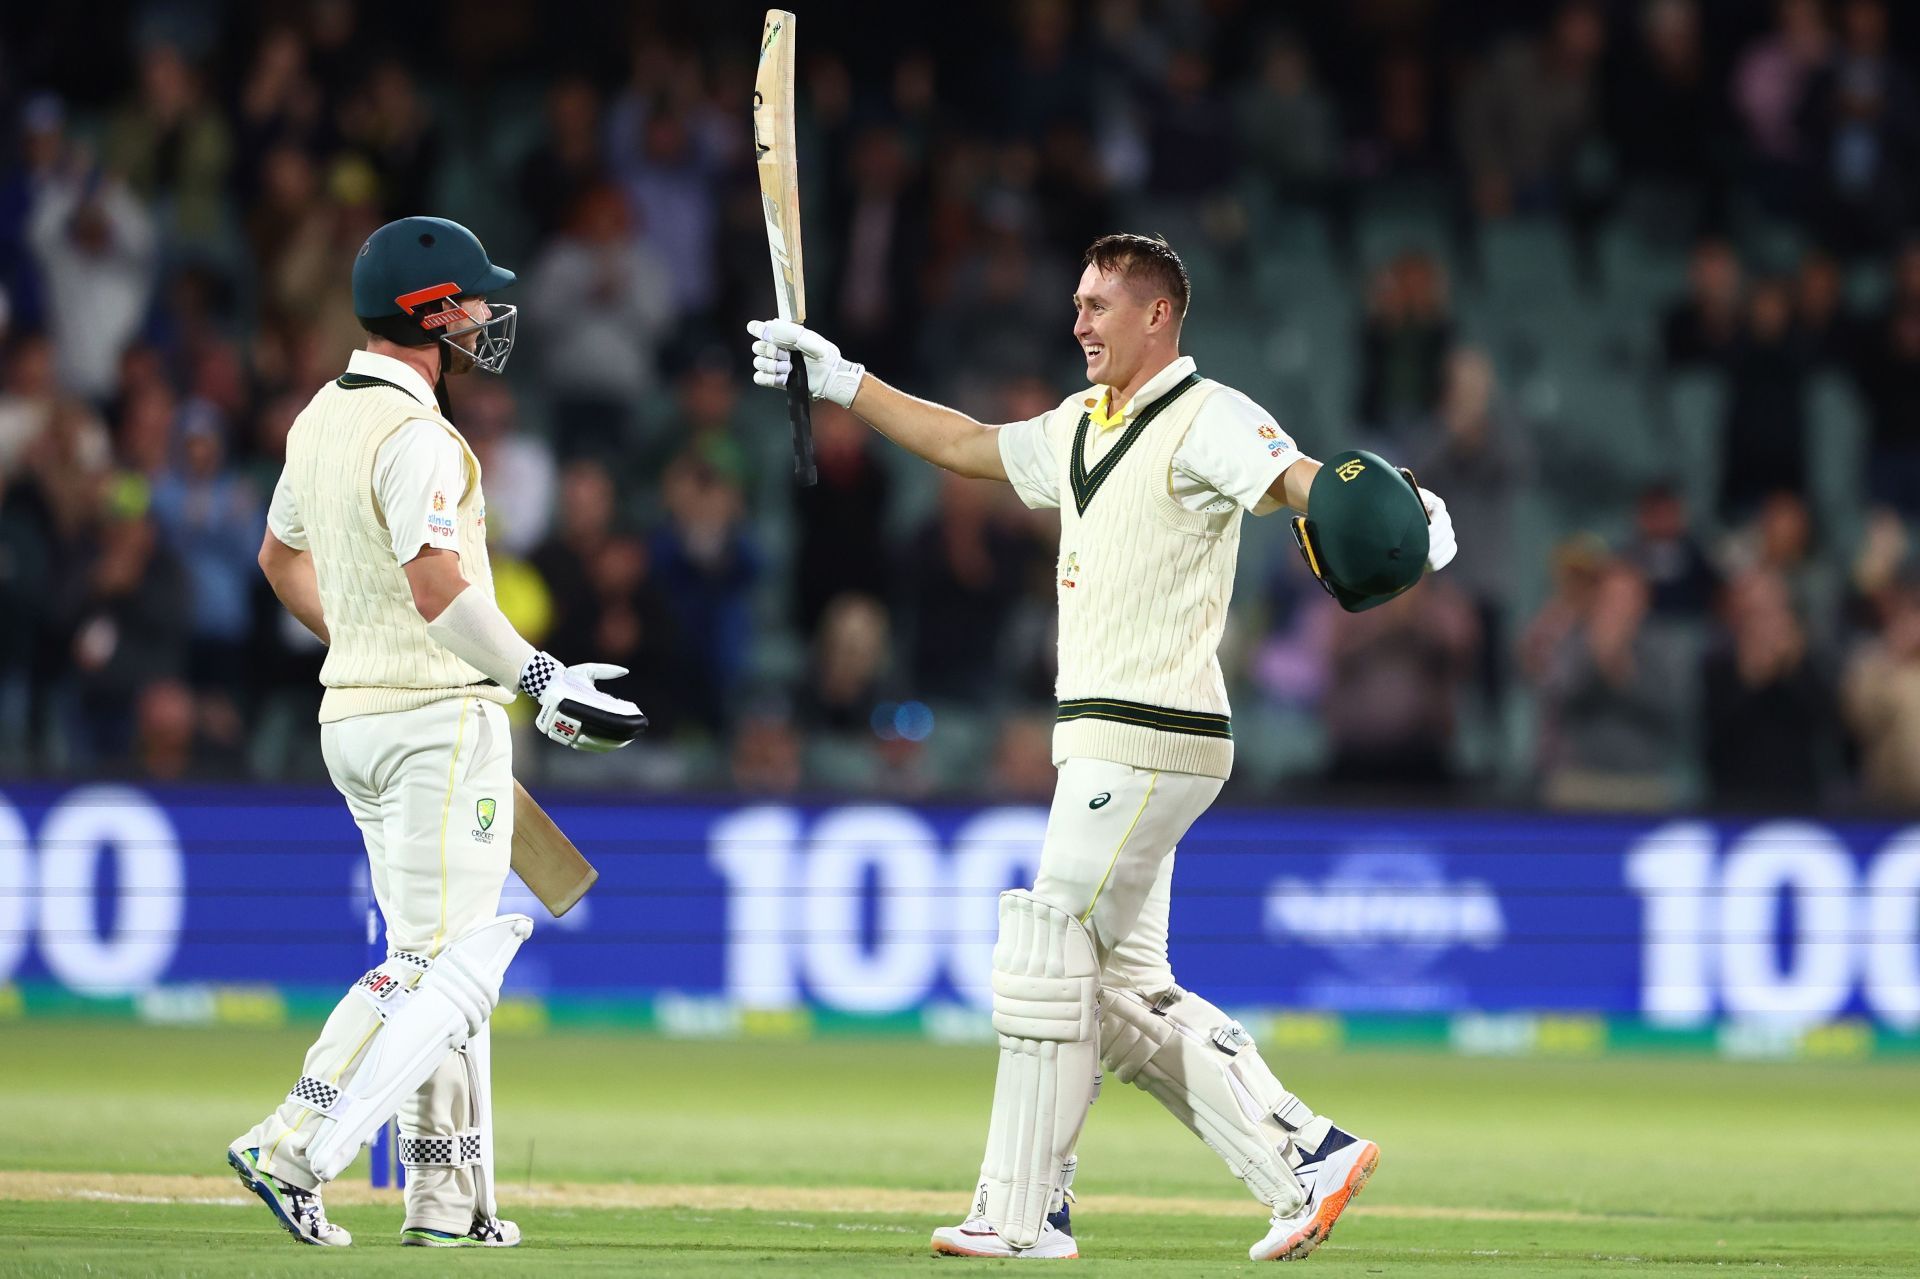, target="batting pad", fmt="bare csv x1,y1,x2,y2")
305,914,531,1183
1101,985,1311,1213
979,890,1099,1249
